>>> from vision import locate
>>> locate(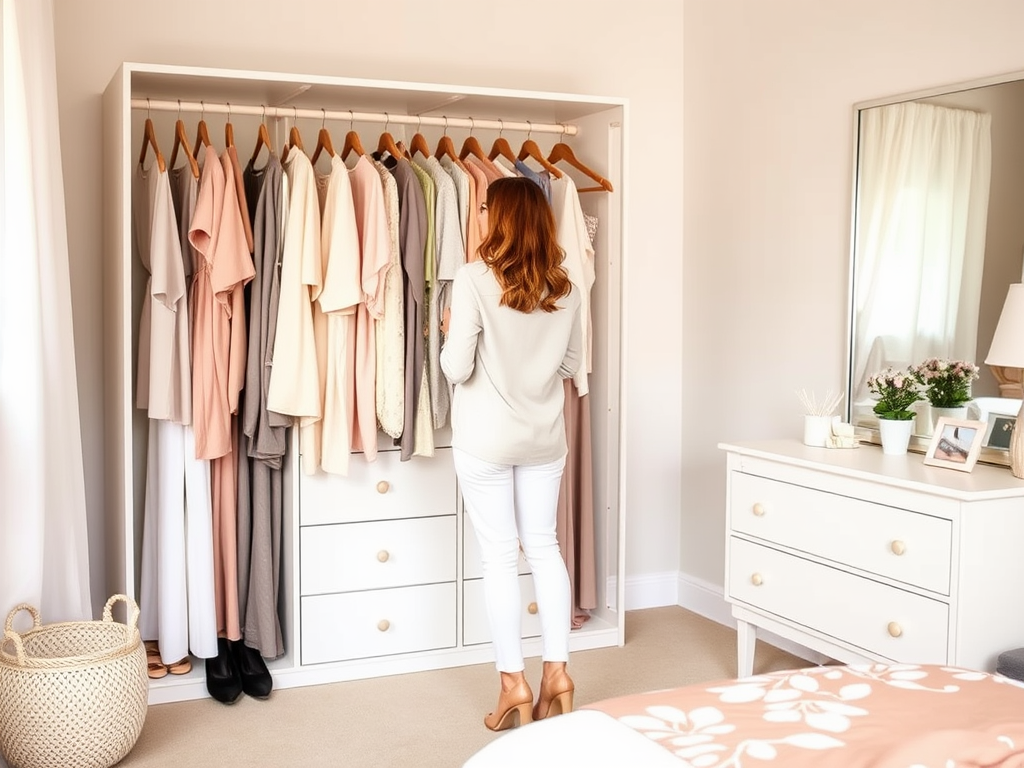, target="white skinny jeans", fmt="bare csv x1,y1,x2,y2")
454,448,571,673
